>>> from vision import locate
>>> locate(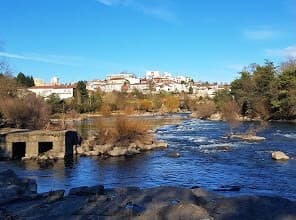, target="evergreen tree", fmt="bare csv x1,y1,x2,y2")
74,81,89,113
16,72,35,87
